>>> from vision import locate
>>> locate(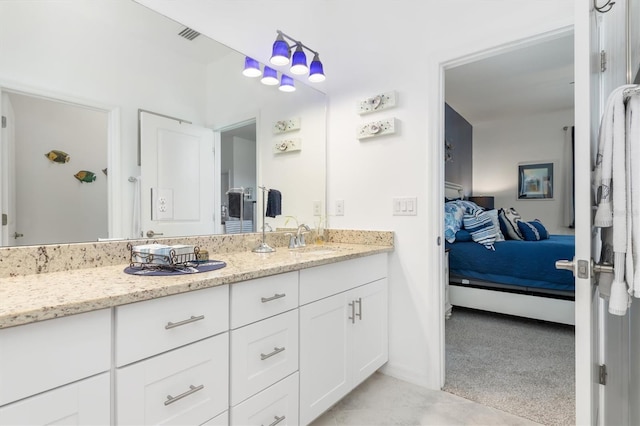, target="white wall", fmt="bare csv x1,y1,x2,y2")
138,0,574,390
472,108,575,234
10,94,108,245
